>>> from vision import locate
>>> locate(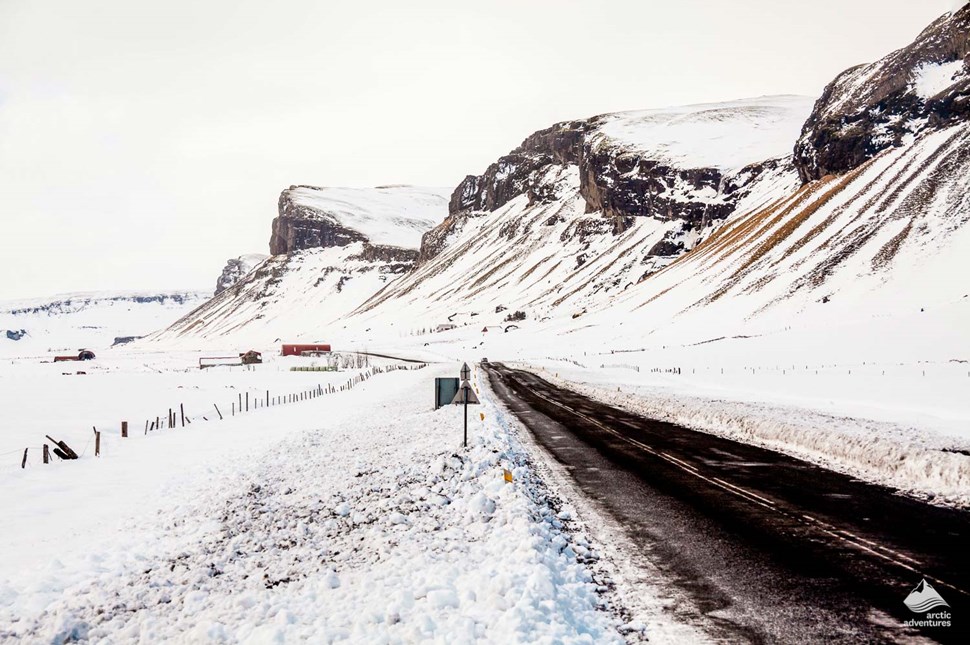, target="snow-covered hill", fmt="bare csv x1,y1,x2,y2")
0,291,209,357
153,7,970,365
148,186,450,347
